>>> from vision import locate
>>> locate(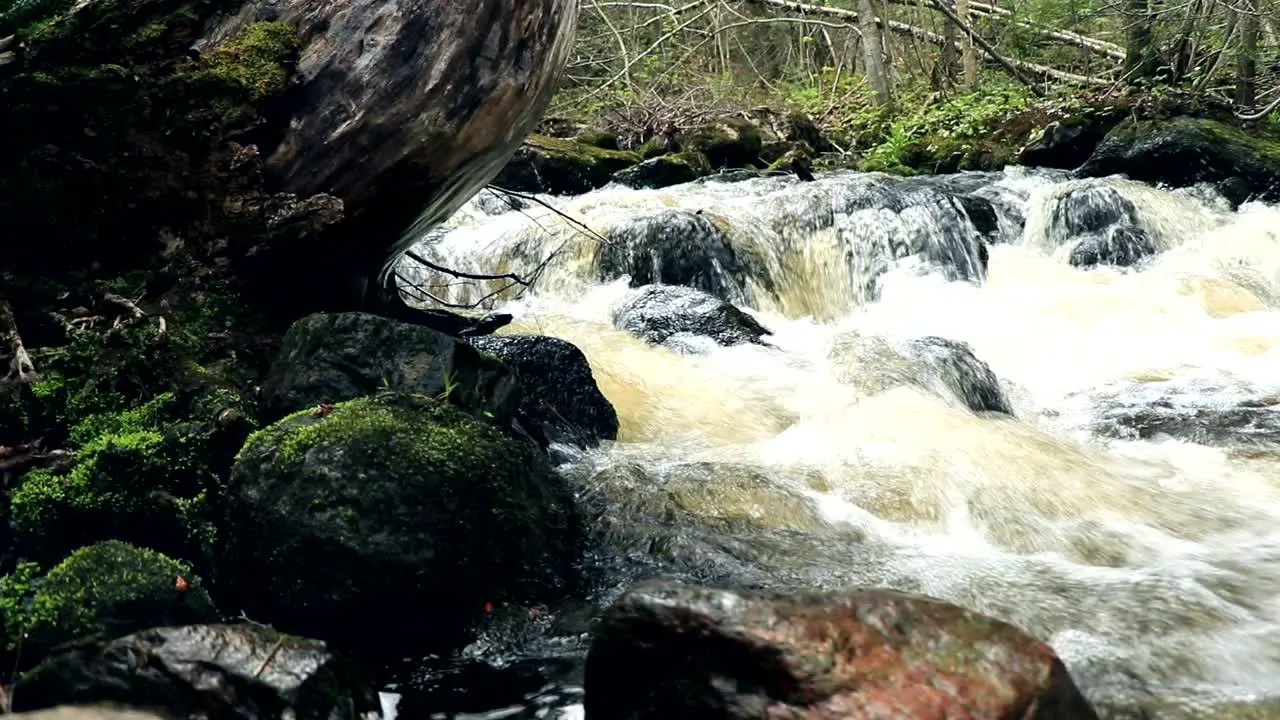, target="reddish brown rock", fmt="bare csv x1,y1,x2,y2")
584,579,1098,719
